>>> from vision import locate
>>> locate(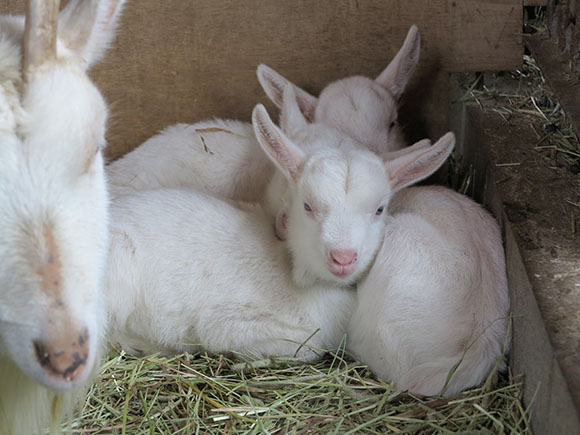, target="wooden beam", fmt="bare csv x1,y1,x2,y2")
524,0,547,6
